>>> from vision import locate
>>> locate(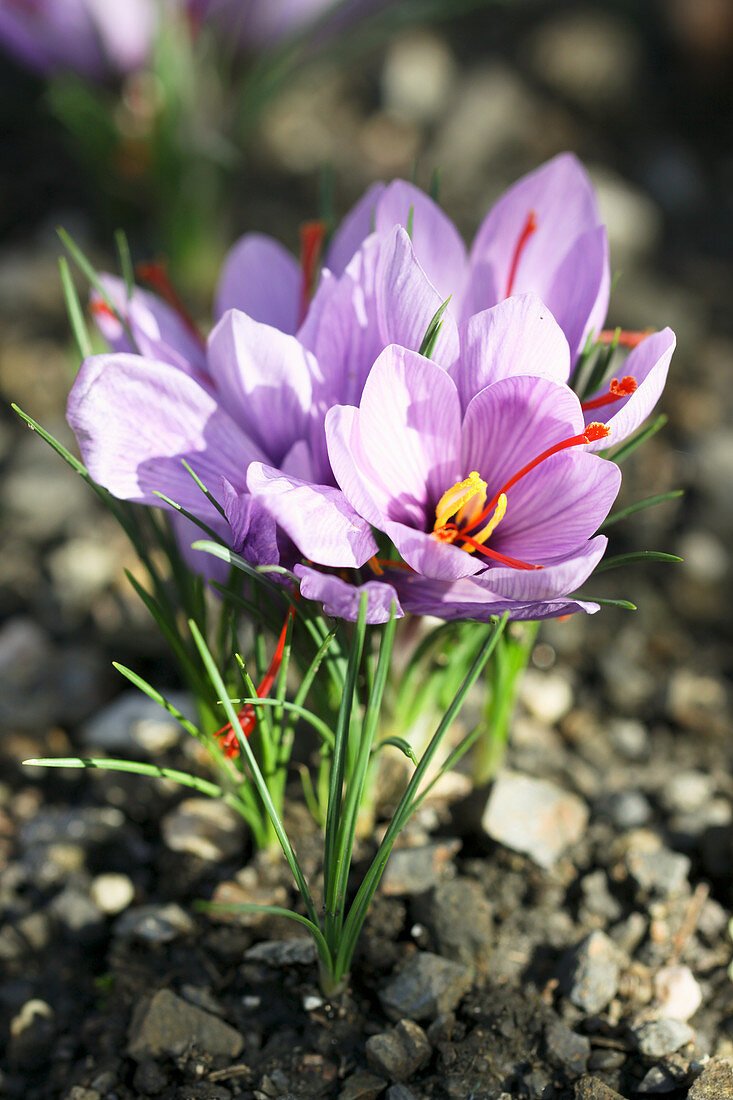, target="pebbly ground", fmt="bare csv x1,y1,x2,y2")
1,3,732,1098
